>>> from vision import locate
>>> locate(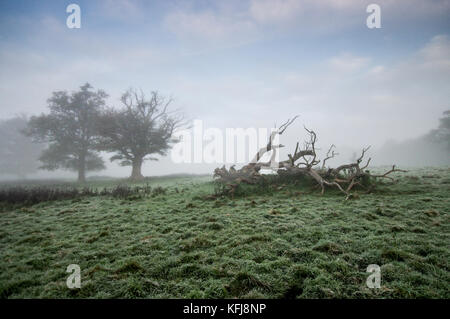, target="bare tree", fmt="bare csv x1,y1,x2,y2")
97,89,185,180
